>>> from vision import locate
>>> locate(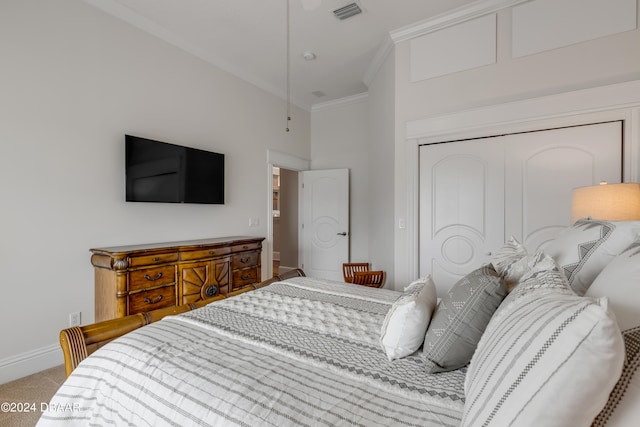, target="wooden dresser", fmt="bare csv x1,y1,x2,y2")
90,236,264,322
